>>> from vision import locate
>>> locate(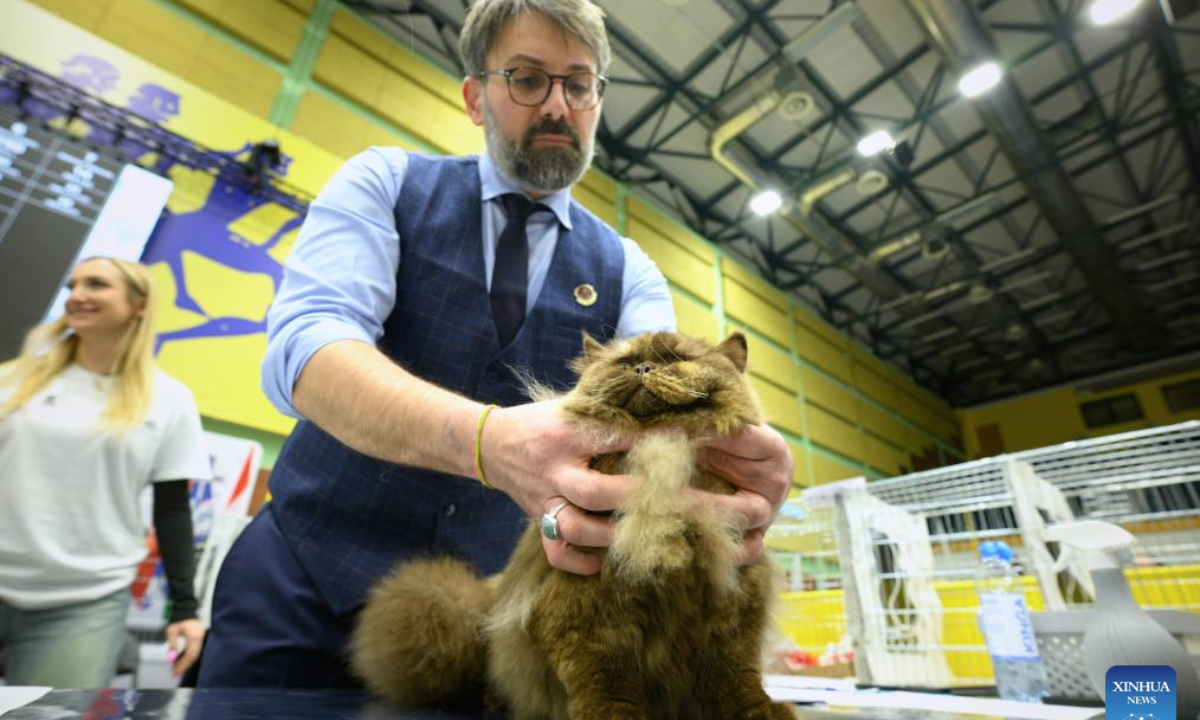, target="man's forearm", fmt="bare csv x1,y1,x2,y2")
292,339,481,477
